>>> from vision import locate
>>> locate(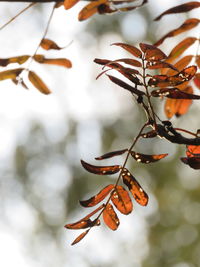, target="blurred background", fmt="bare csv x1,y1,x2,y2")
0,0,200,266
